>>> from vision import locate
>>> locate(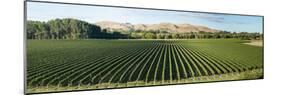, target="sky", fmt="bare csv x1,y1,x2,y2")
27,2,263,33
